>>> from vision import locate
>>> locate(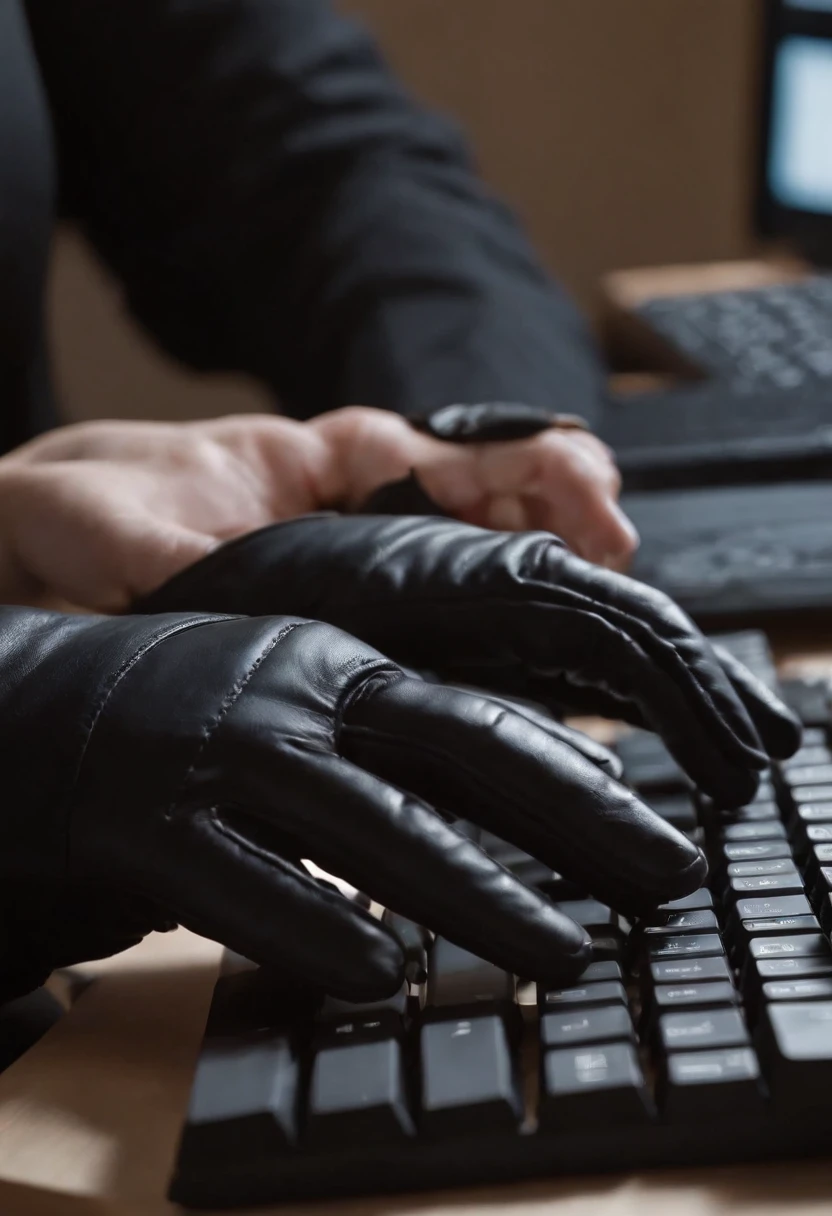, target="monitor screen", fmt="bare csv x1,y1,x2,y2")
758,1,832,257
767,36,832,214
